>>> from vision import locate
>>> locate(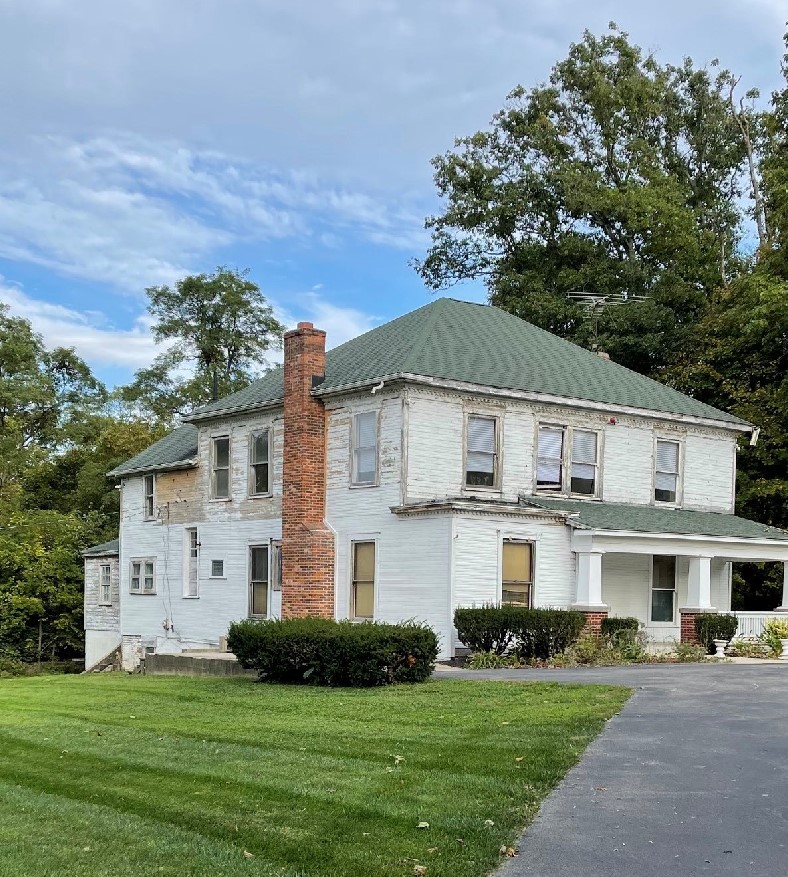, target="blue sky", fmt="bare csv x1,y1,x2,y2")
0,0,784,388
